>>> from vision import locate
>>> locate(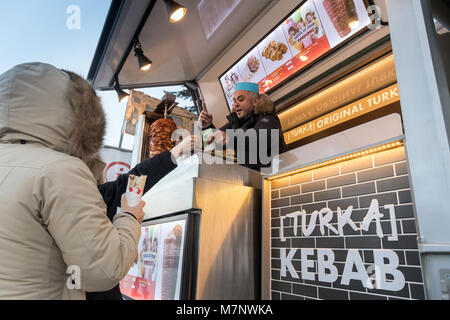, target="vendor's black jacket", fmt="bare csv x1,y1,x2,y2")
86,150,177,300
208,95,287,171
